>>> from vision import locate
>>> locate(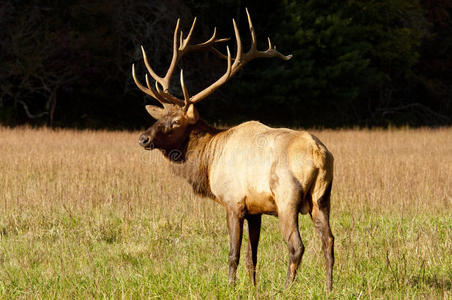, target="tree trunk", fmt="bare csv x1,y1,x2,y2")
48,89,57,128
